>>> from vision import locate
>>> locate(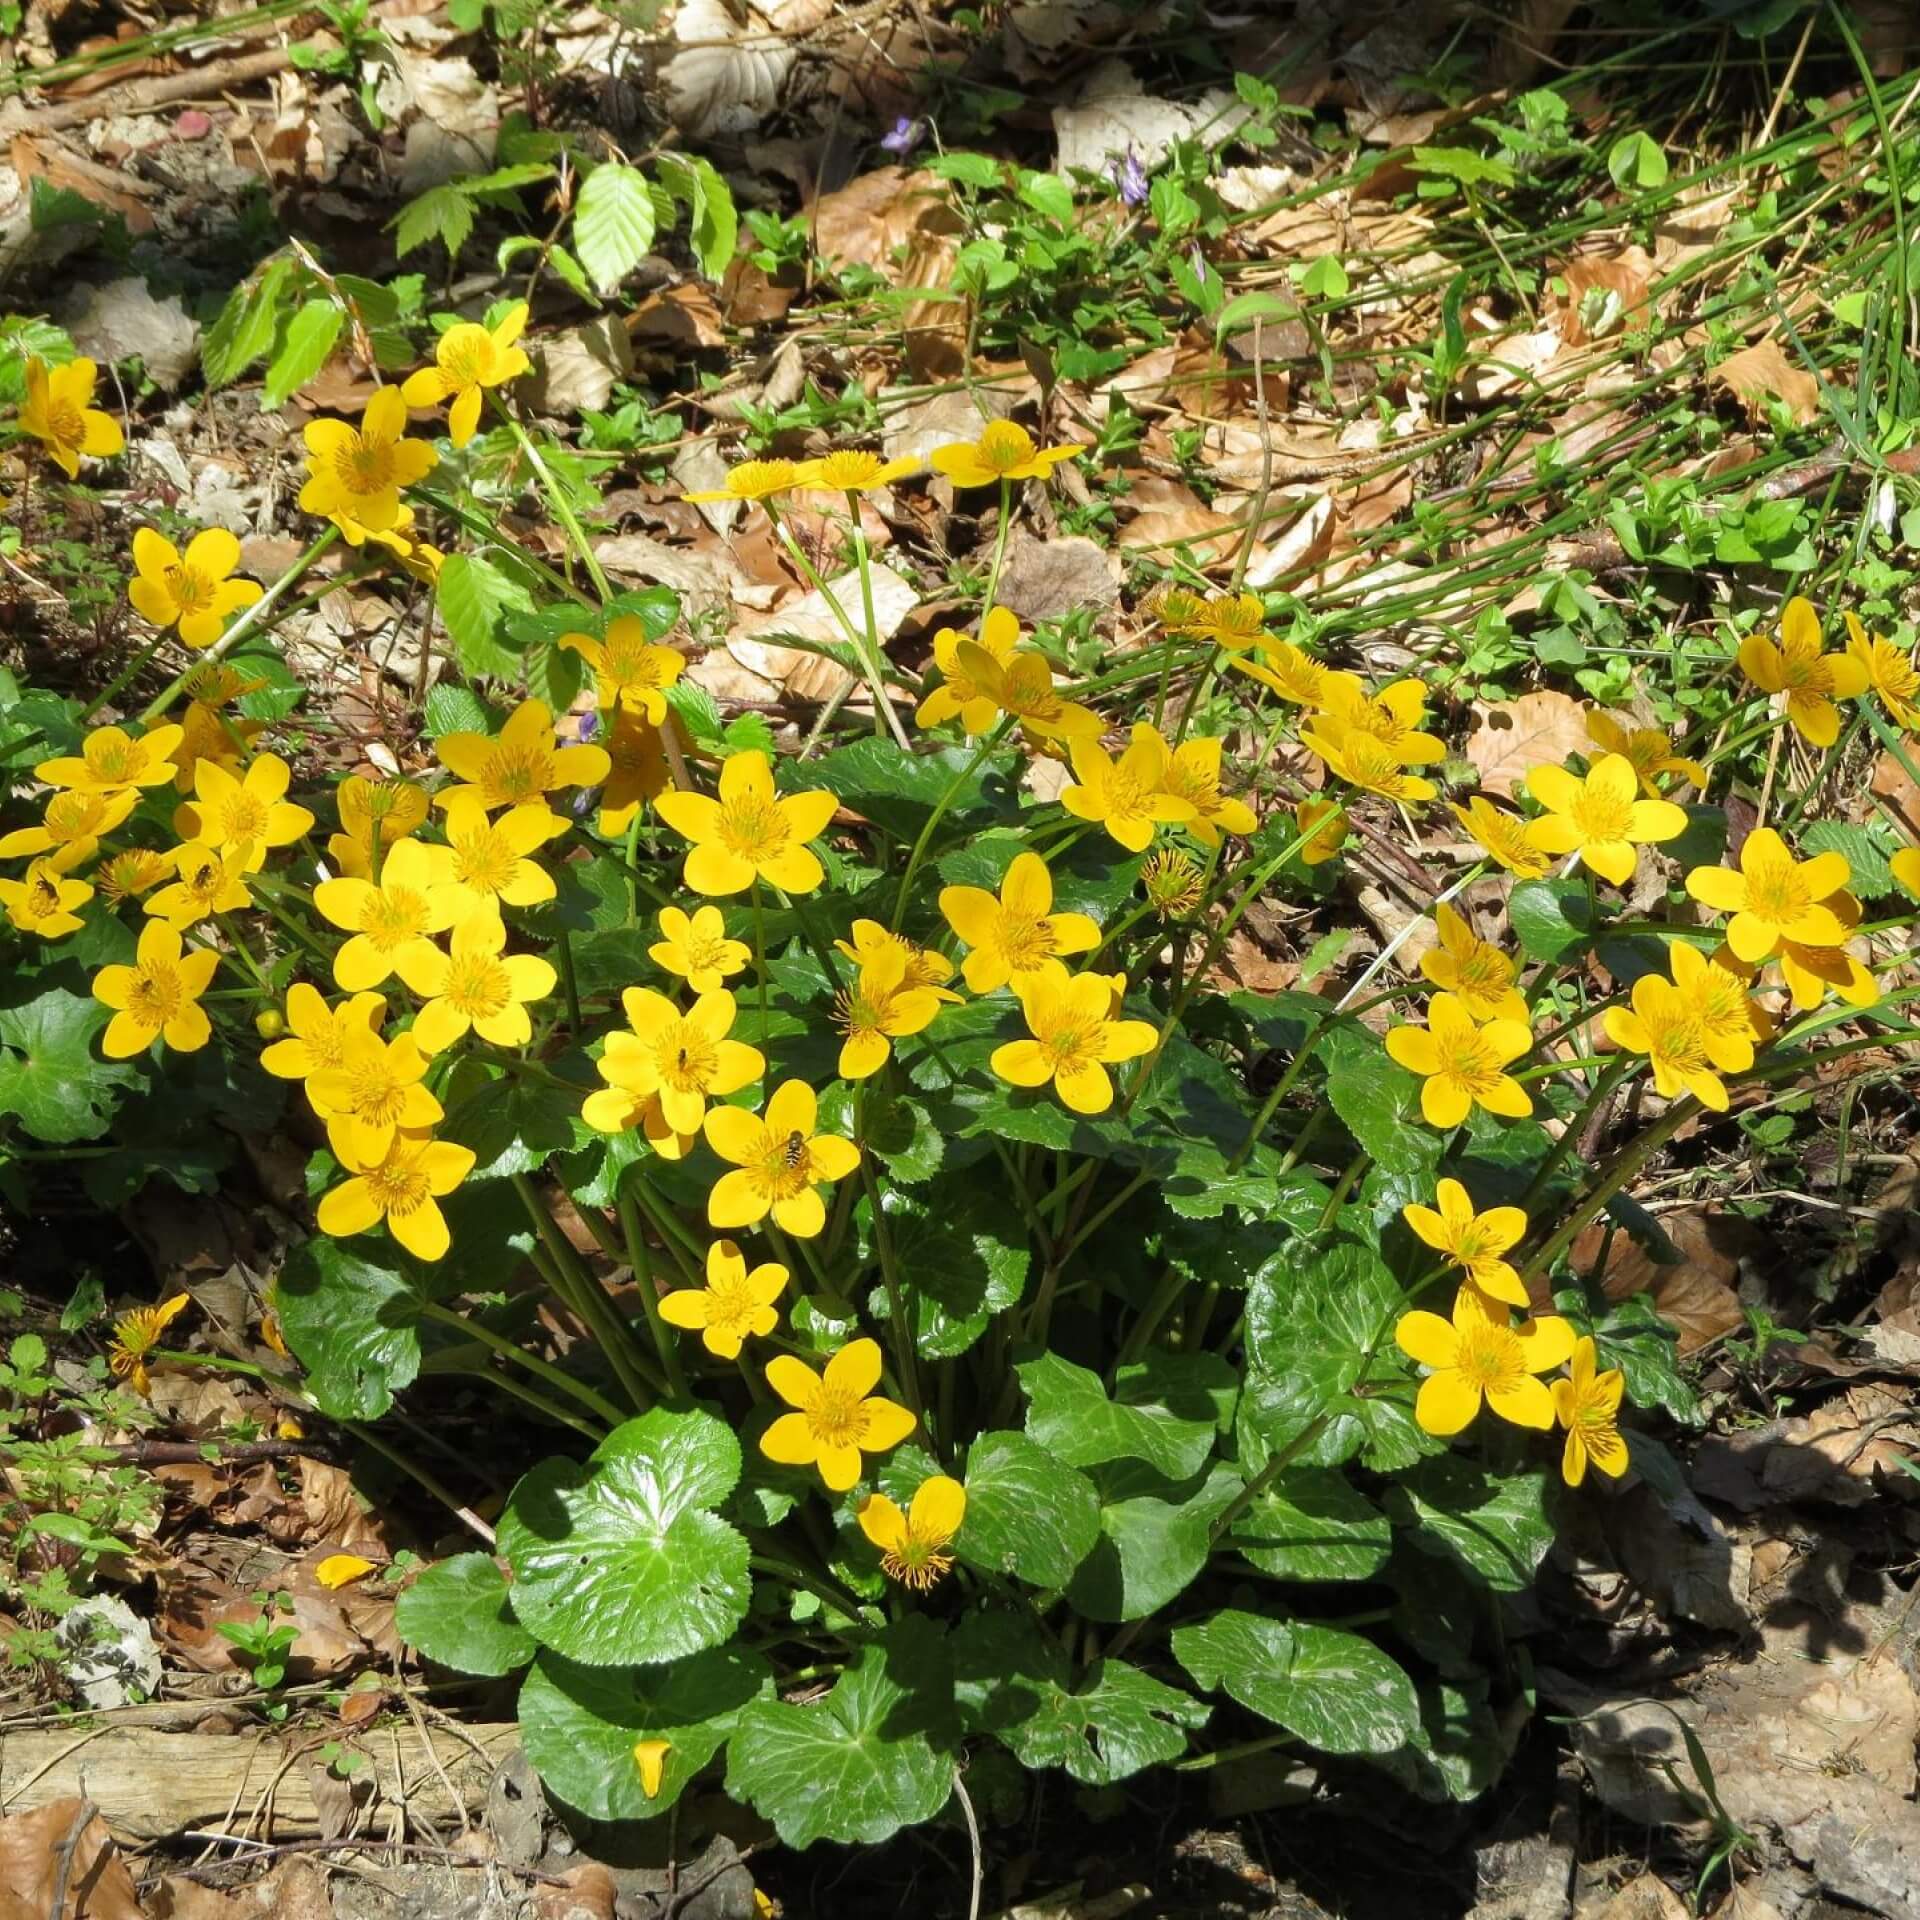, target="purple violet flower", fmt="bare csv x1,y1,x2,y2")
881,116,923,157
1111,147,1149,207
